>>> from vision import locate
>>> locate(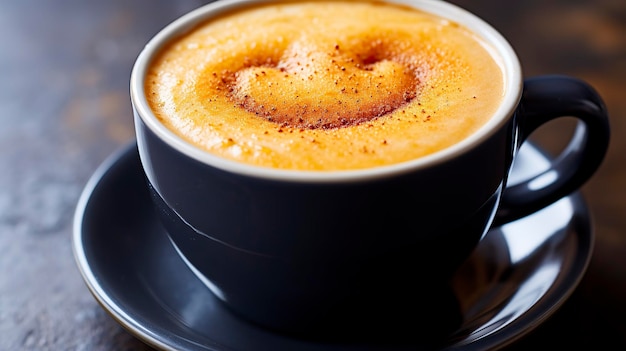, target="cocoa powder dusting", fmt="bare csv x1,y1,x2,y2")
214,29,429,130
